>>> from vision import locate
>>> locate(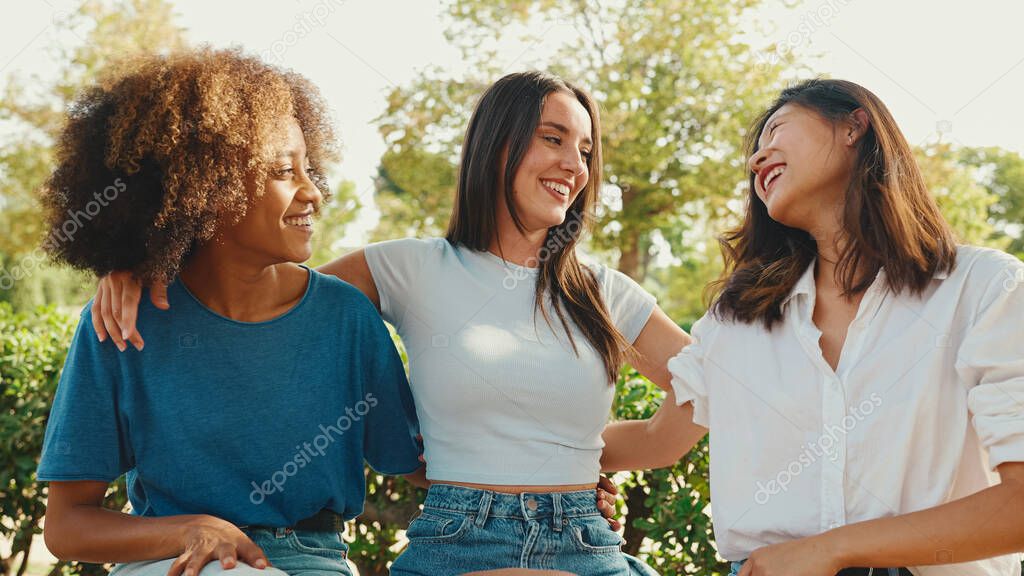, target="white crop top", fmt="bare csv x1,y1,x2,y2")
363,237,656,485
